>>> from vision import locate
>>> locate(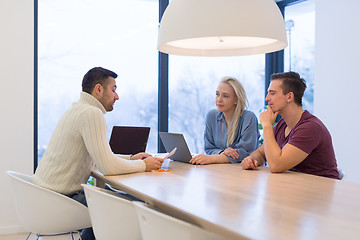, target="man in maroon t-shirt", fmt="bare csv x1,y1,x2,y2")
241,72,339,179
